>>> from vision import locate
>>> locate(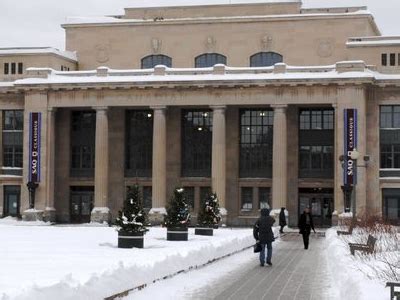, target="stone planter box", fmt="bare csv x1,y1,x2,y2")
118,231,144,248
195,227,213,236
167,227,188,241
